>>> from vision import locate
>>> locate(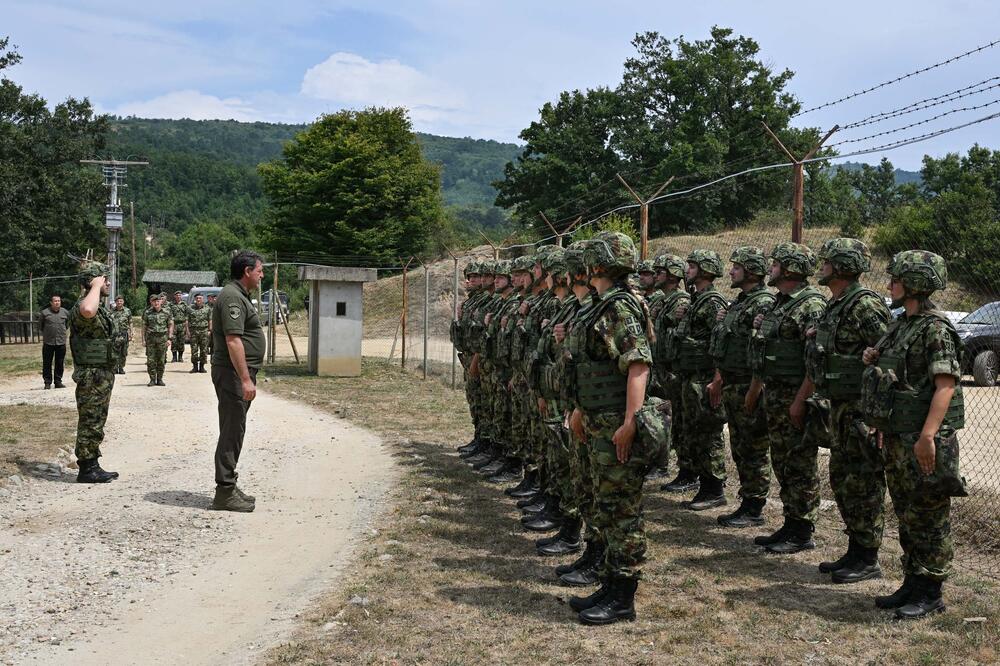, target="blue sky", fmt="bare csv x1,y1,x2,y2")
4,0,999,169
